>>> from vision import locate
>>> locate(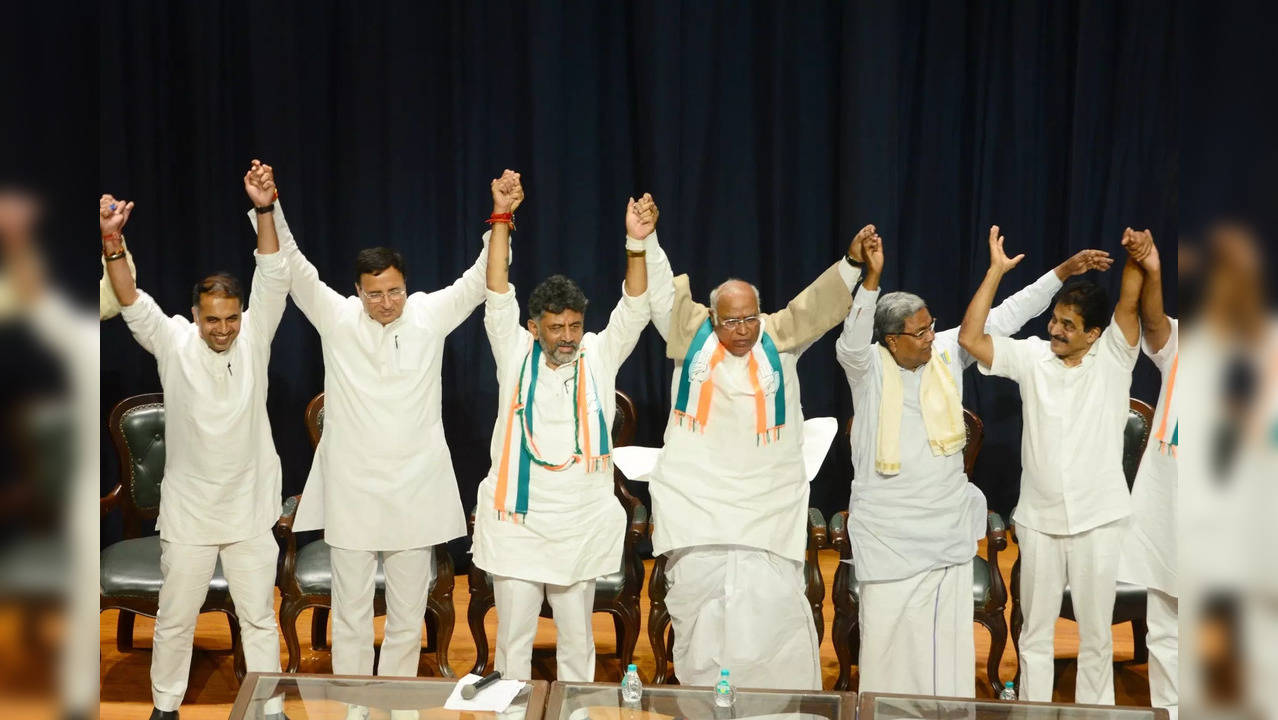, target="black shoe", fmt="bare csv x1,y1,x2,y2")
148,710,179,720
